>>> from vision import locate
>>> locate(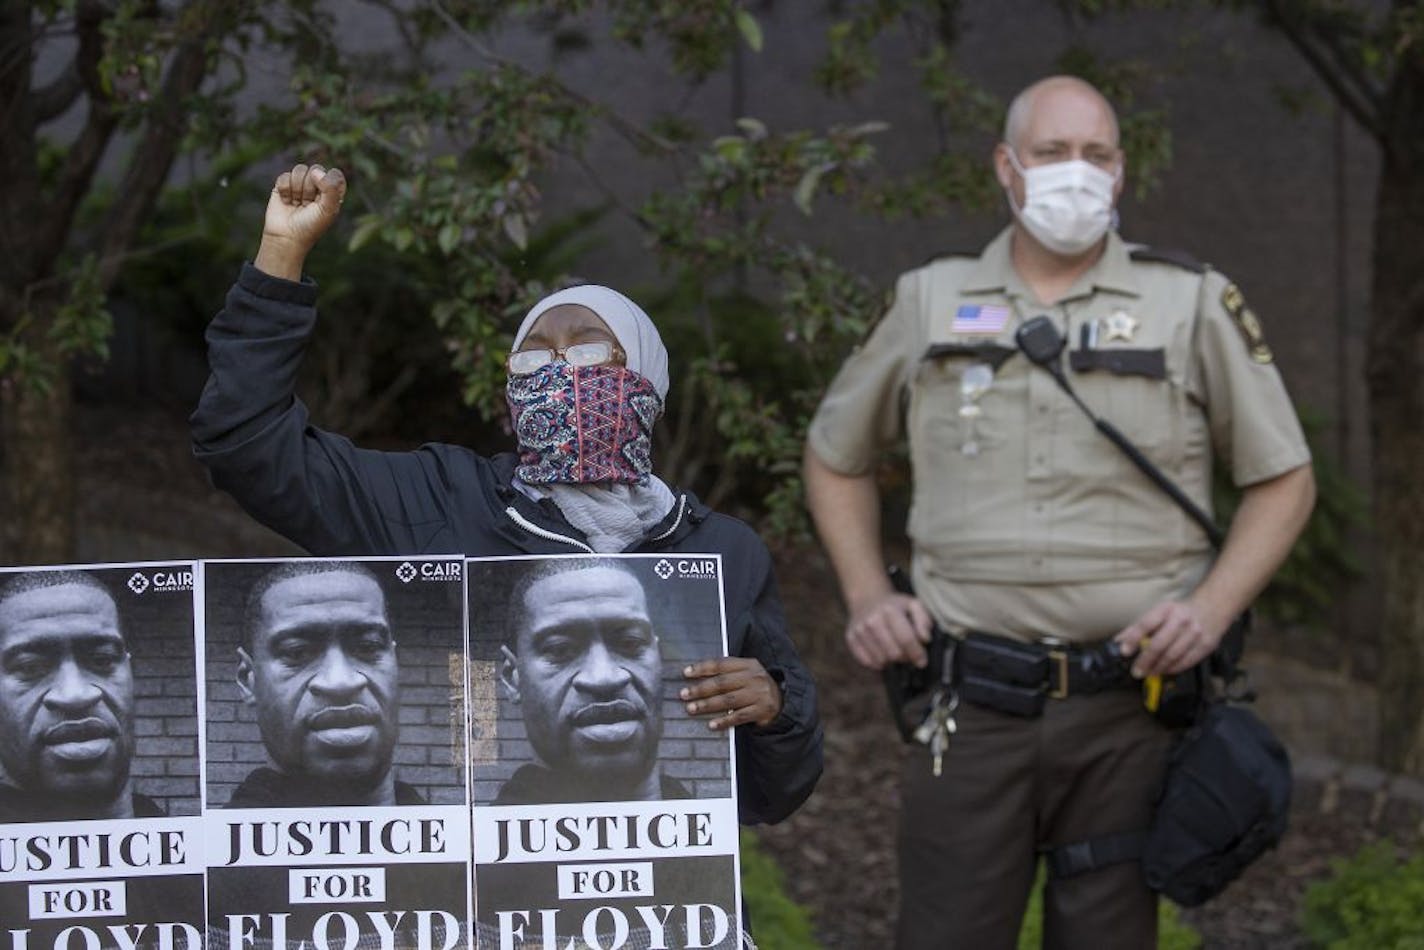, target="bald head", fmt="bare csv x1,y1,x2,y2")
993,76,1125,258
1002,76,1119,153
